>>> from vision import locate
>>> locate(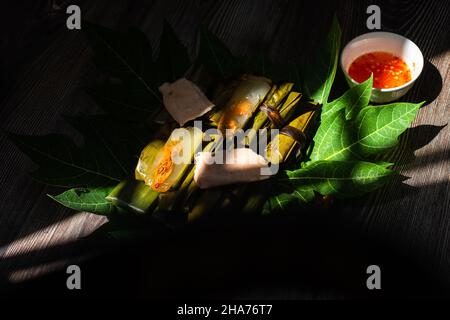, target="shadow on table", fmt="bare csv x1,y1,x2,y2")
399,124,447,166
1,209,450,300
0,236,111,295
404,60,443,107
